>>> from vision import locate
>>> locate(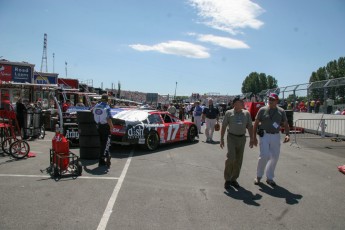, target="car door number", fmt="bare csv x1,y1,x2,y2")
167,124,179,141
